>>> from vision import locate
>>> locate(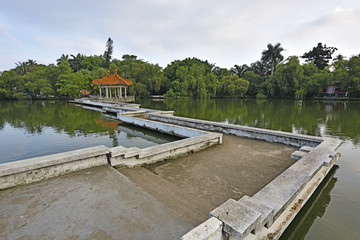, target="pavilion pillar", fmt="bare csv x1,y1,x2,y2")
106,87,109,98
125,87,127,98
109,88,112,98
120,87,122,98
99,87,102,98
